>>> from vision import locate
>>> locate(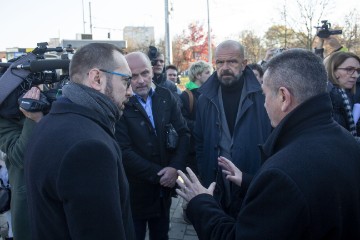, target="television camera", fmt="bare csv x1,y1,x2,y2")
315,20,342,38
0,42,73,119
